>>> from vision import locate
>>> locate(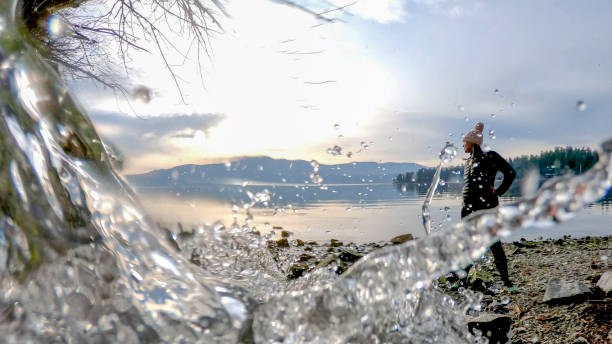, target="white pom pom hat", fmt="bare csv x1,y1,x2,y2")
462,122,484,146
